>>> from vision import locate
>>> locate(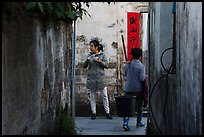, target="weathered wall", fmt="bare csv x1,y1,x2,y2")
148,3,176,135
74,2,148,116
2,3,72,135
148,2,202,135
176,2,202,135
